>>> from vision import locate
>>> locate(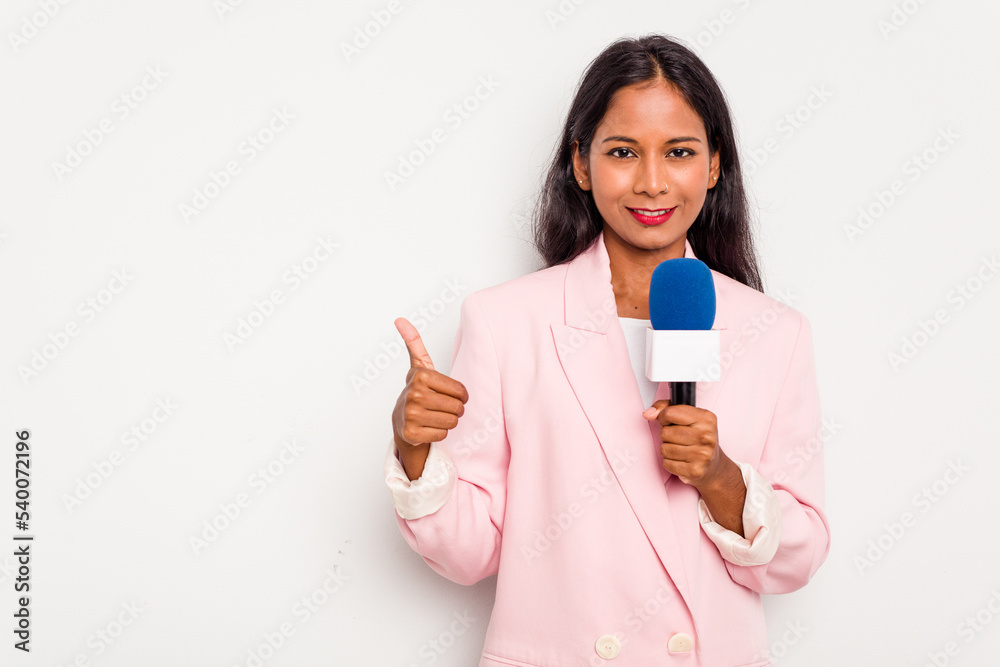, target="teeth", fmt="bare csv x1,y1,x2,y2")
634,209,670,216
